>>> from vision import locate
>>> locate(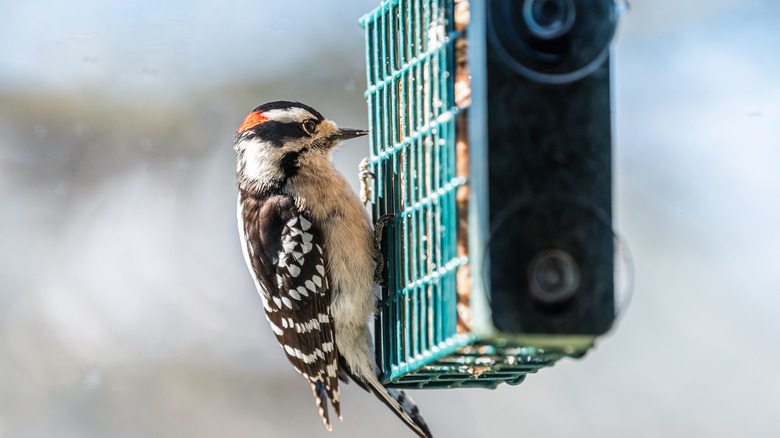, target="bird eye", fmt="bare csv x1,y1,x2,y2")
302,120,317,135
